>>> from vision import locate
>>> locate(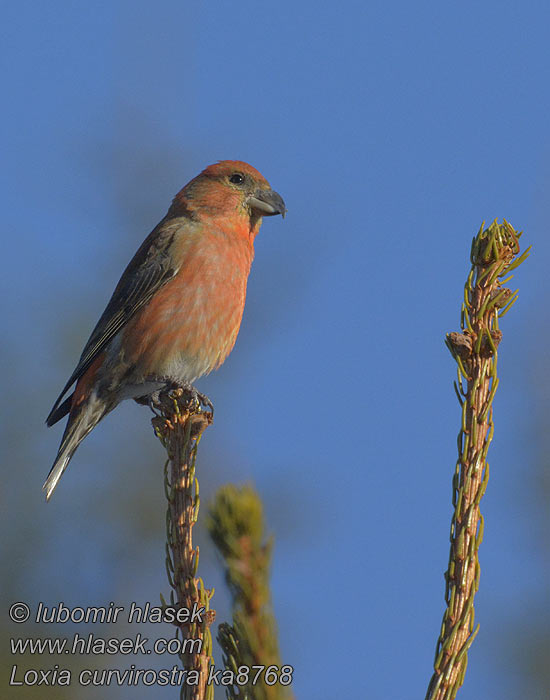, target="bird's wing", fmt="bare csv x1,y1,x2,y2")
46,220,181,426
